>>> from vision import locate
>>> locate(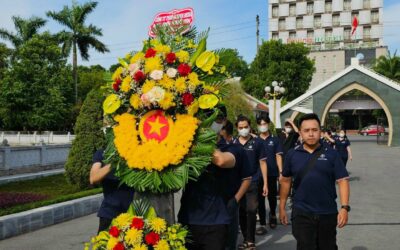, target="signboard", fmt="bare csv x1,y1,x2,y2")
148,8,194,37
